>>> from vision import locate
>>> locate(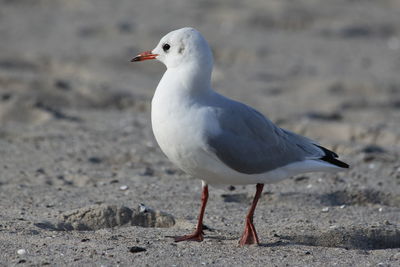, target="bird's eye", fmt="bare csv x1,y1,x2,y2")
162,43,170,52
